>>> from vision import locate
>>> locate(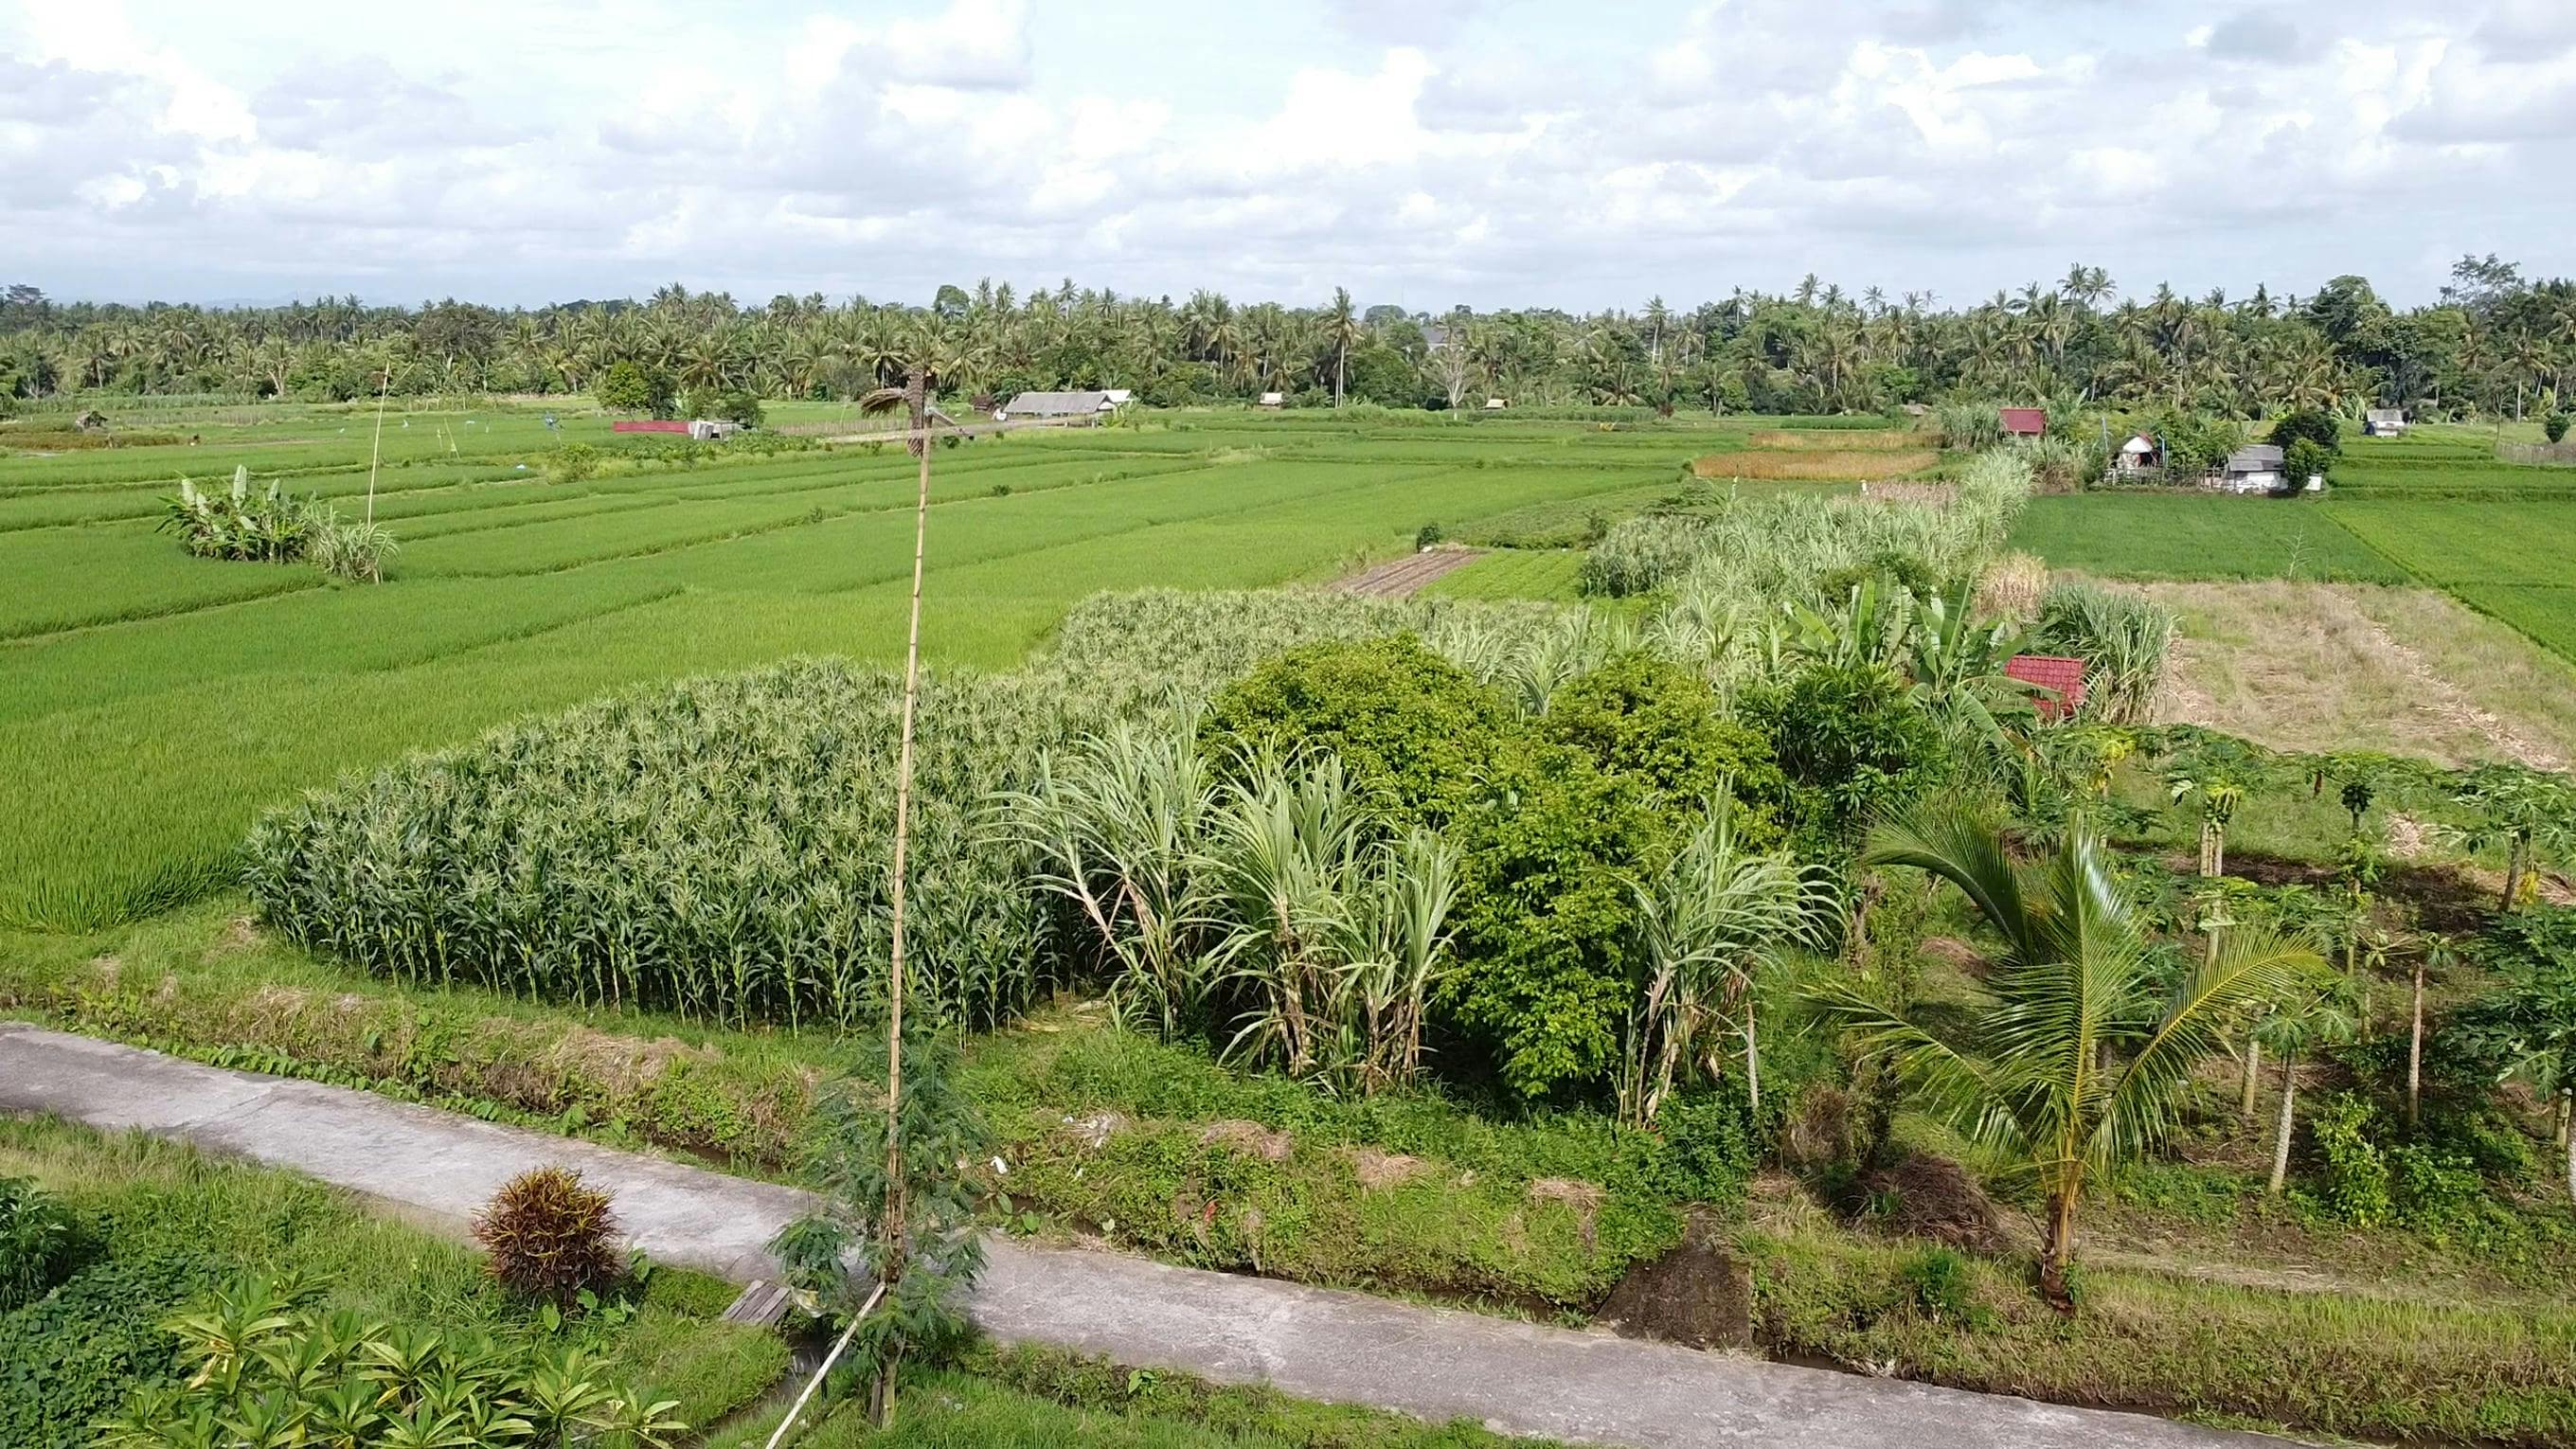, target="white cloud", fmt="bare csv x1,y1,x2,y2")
0,0,2567,308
